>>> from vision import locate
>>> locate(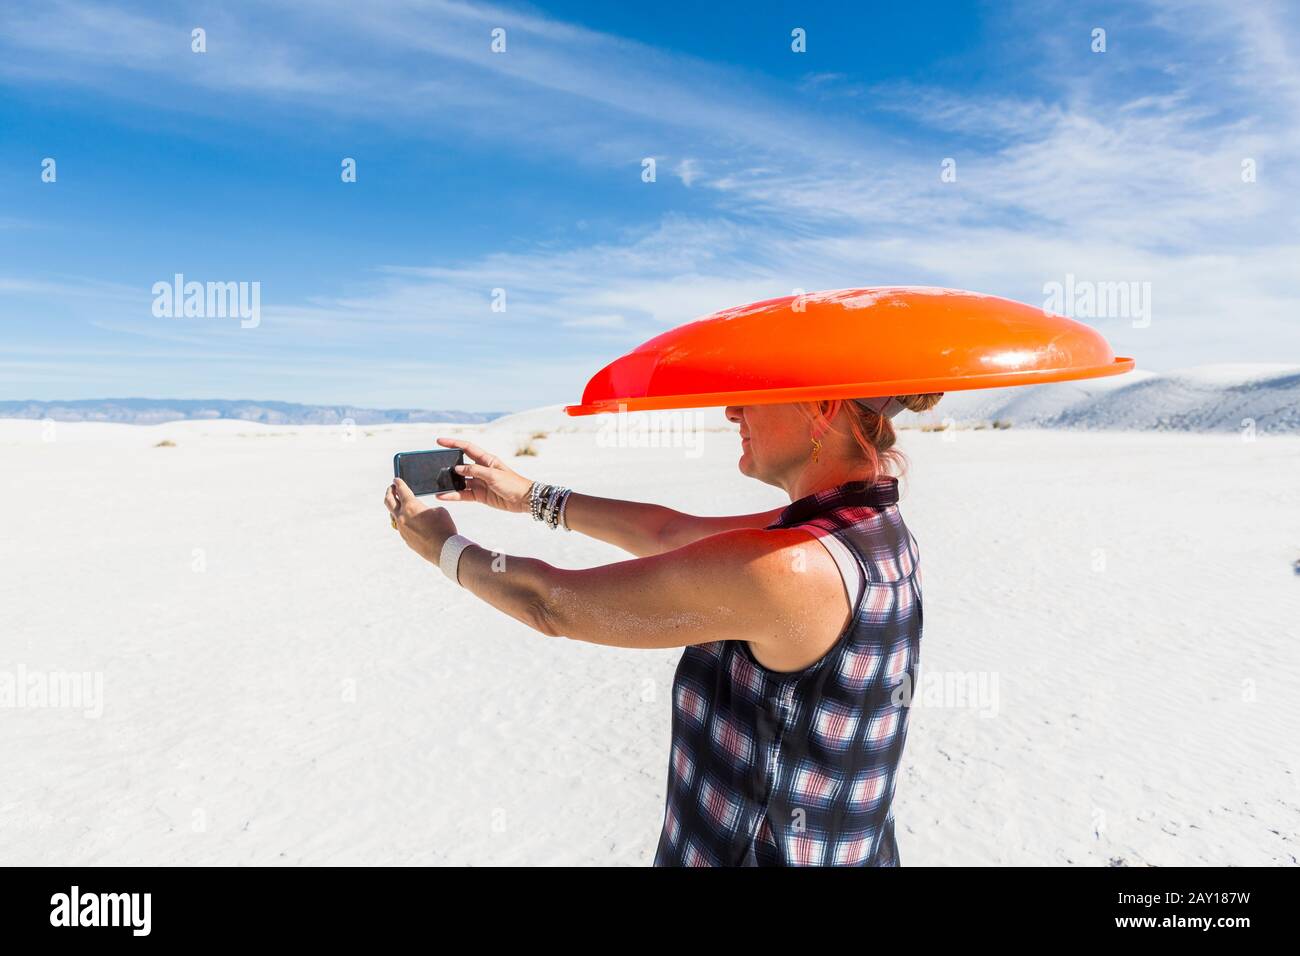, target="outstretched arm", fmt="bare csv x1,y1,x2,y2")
655,505,787,552
387,477,847,658
561,495,785,557
433,436,783,558
557,492,682,558
463,527,846,655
